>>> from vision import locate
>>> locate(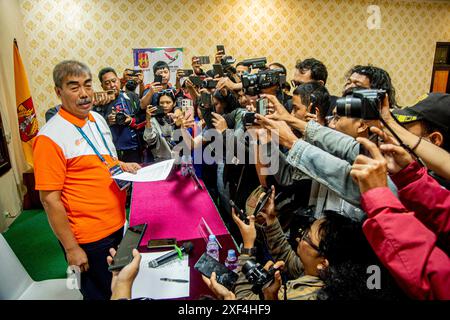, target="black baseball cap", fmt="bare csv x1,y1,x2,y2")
392,93,450,133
